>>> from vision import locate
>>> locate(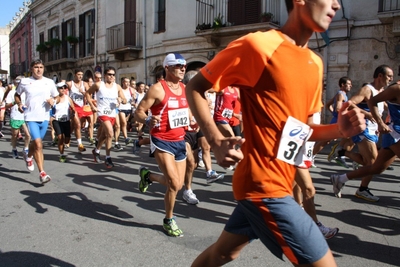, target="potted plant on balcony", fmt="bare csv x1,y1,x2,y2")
49,38,62,48
260,12,274,22
212,13,225,31
36,43,48,53
65,35,79,45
